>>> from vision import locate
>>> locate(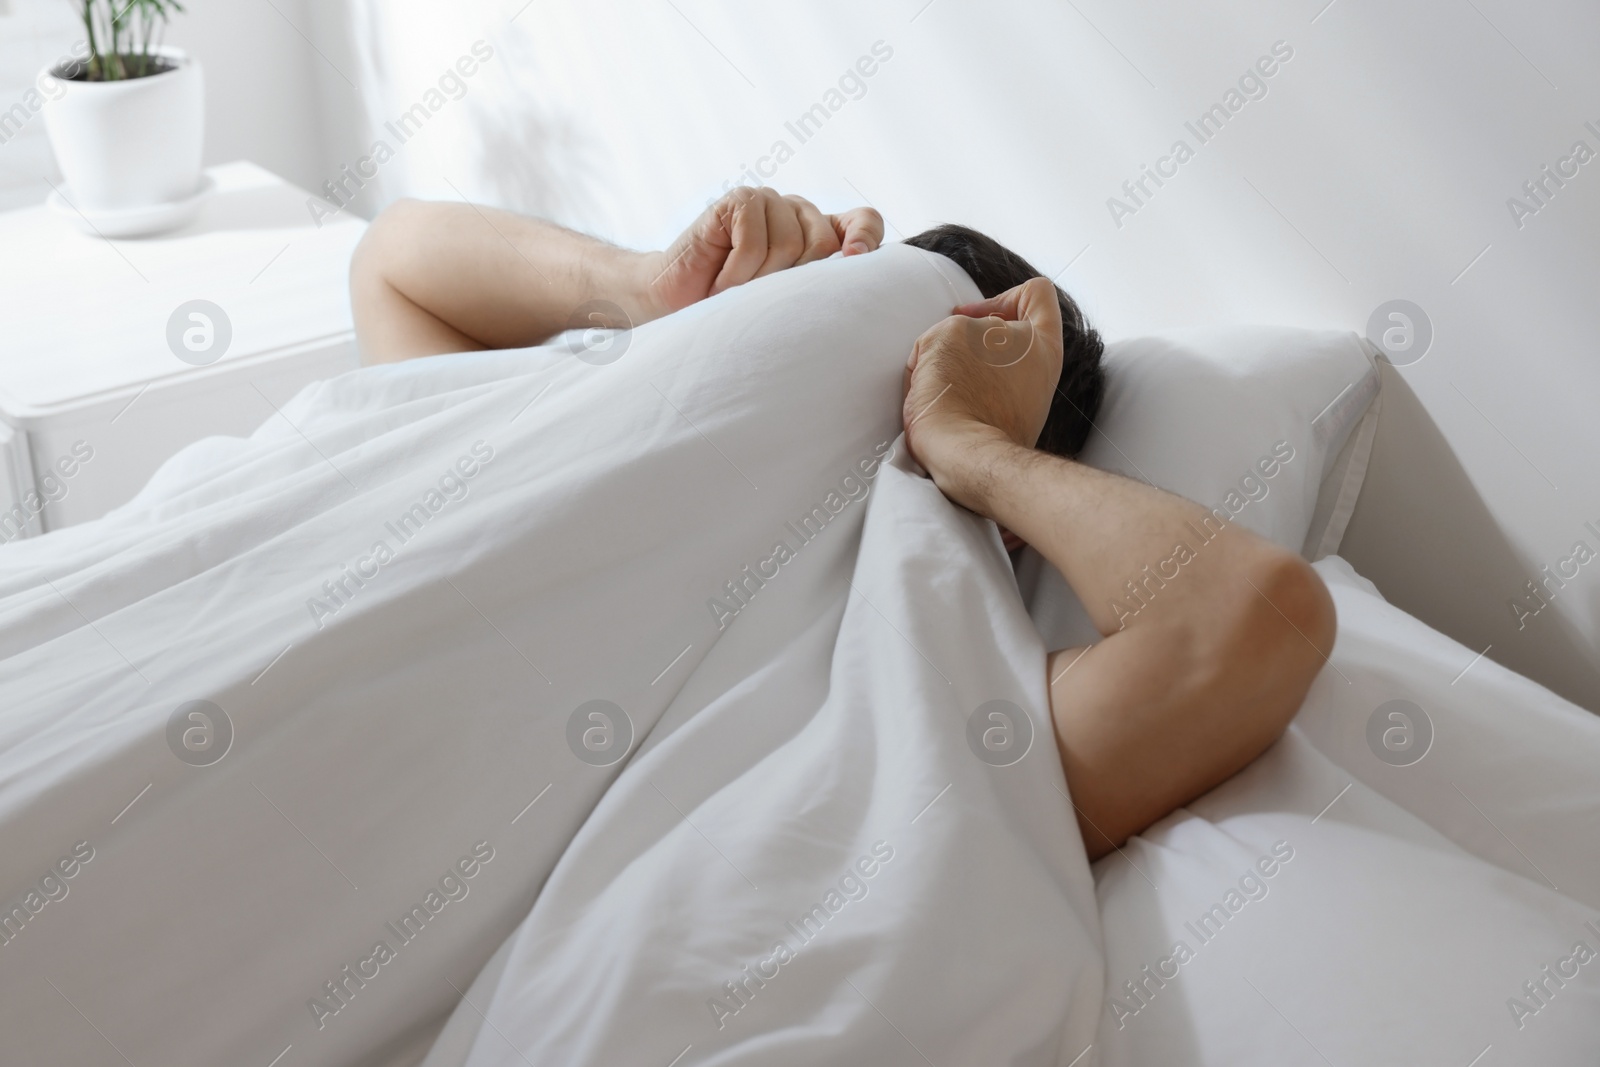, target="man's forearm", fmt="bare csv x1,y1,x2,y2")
928,425,1305,638
350,199,660,364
